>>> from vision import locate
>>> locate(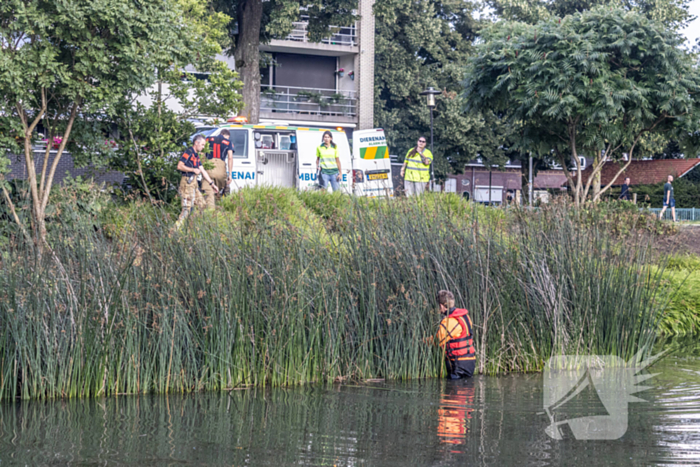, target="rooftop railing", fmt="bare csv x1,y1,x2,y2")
261,84,357,118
